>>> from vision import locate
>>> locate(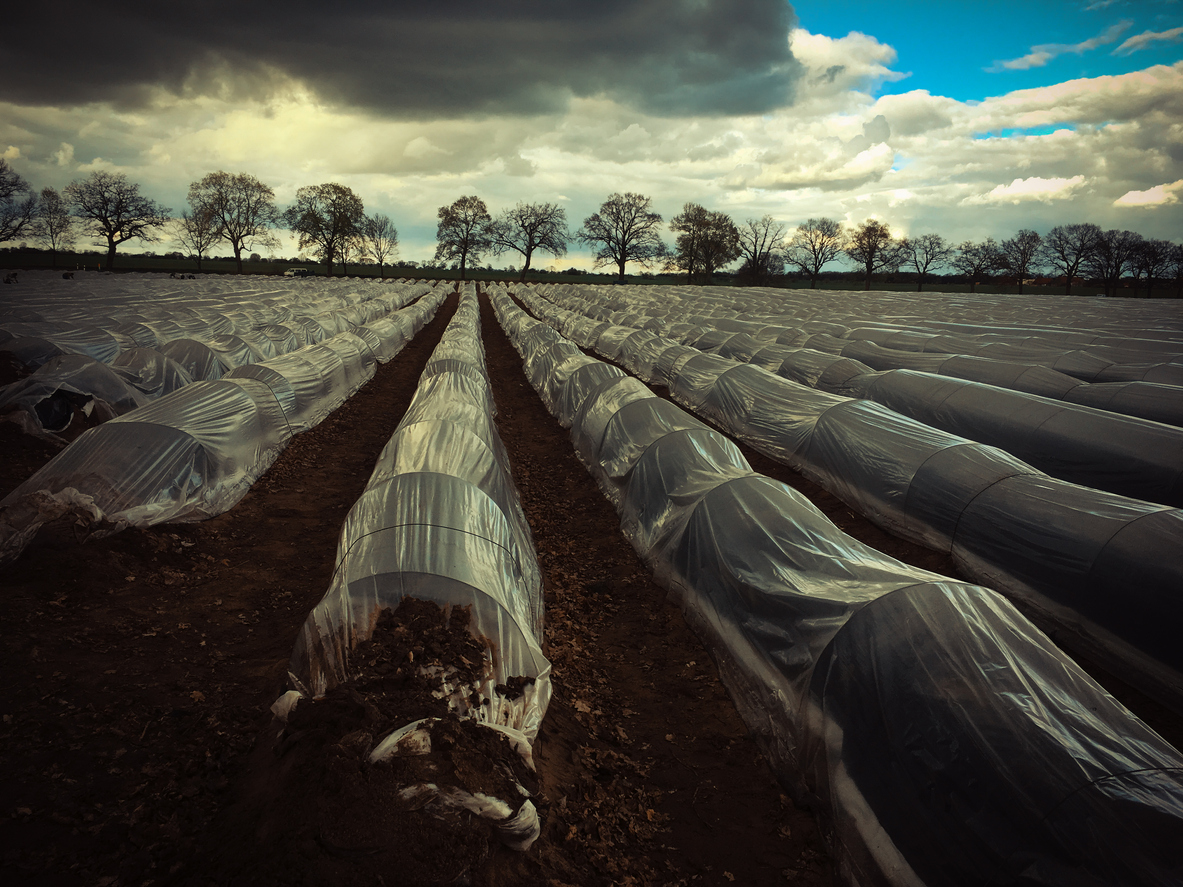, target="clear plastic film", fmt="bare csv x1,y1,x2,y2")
491,287,1183,886
291,284,550,742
